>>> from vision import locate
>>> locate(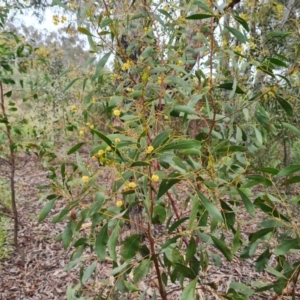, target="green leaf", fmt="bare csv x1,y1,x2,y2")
255,248,270,272
196,190,224,223
186,237,197,263
77,26,94,36
82,261,97,283
225,26,247,43
174,263,197,279
181,278,197,300
64,78,81,92
133,259,151,283
168,217,189,234
130,161,150,167
186,14,214,20
211,236,232,261
277,96,293,116
234,15,249,32
254,167,279,175
92,52,111,81
159,139,202,152
95,223,108,260
249,228,273,244
220,200,235,228
152,129,172,149
277,165,300,176
194,0,214,13
268,58,287,68
245,175,272,186
215,145,247,153
282,176,300,186
217,83,245,94
121,234,140,261
62,222,73,249
282,122,300,137
157,172,181,199
38,199,55,222
67,143,85,155
229,282,255,297
237,189,255,217
107,225,119,261
274,238,300,255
